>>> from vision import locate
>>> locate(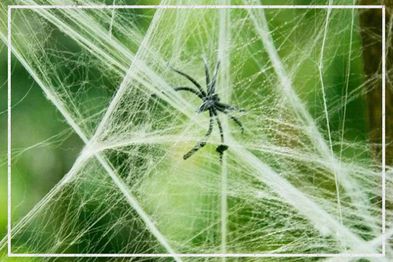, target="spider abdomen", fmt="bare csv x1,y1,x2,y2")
216,144,229,154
